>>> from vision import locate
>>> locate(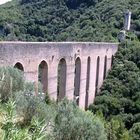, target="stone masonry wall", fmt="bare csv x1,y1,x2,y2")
0,42,118,109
